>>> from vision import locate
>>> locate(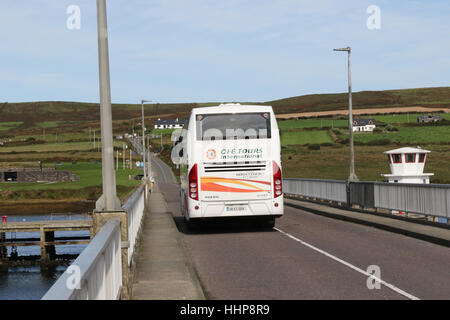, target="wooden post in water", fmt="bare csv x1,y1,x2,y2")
1,216,7,260
40,227,48,261
0,232,6,260
45,231,56,261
